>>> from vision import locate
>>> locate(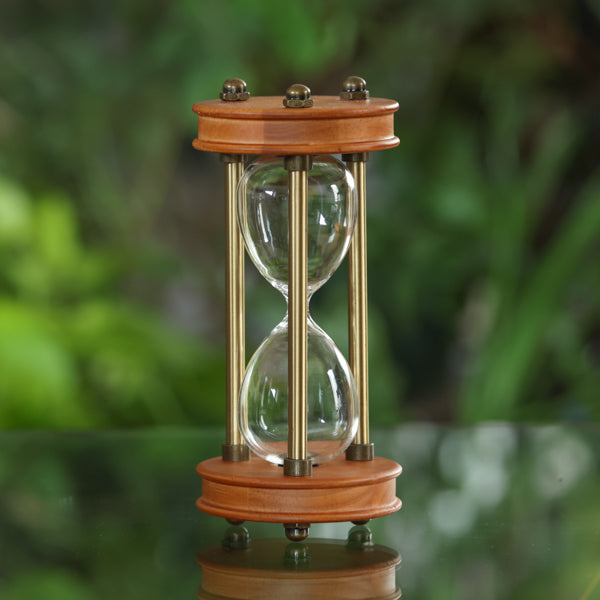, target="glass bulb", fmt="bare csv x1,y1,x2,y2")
237,154,358,466
239,317,358,465
238,155,356,295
